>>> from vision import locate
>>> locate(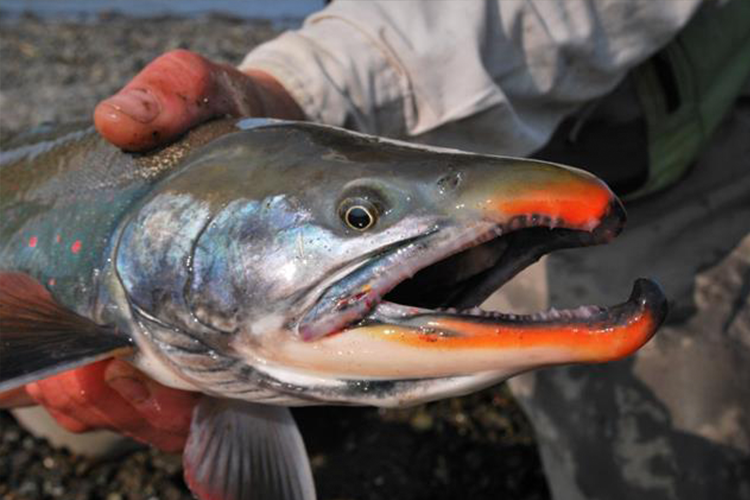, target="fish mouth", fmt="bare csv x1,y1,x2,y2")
380,205,626,314
293,197,667,377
